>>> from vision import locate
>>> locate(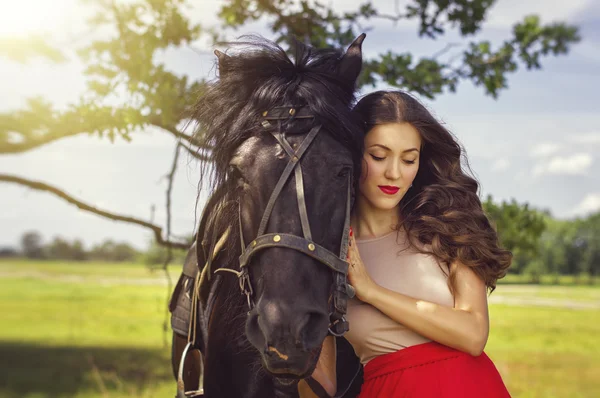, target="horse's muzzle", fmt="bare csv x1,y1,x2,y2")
261,344,321,378
245,299,328,376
